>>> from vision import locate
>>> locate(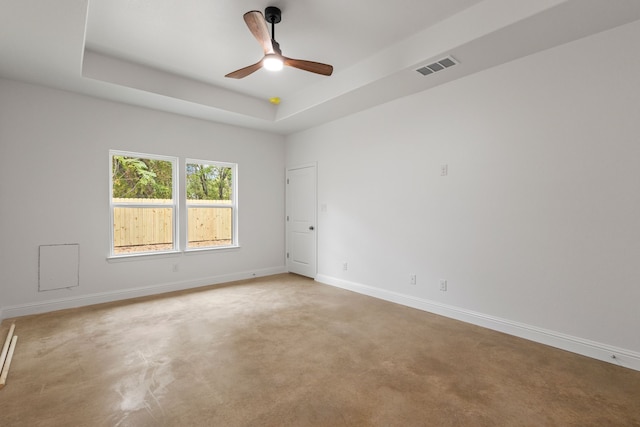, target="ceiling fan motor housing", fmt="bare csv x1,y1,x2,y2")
265,6,281,24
